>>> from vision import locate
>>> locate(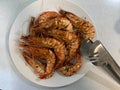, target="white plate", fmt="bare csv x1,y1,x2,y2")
9,0,95,87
